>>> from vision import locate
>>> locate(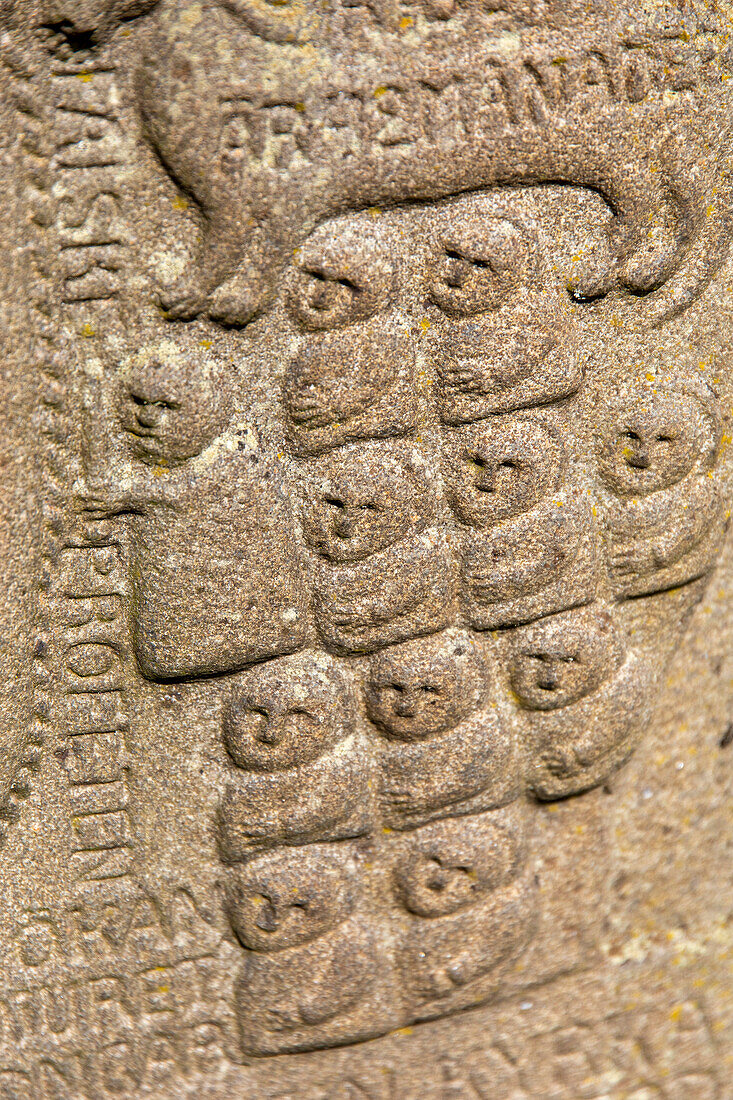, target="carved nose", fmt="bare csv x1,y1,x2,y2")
426,863,448,892
334,511,358,538
255,719,284,746
394,690,418,717
309,282,333,311
136,407,159,429
445,257,470,288
475,471,496,493
538,672,558,692
627,448,650,469
255,900,280,933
